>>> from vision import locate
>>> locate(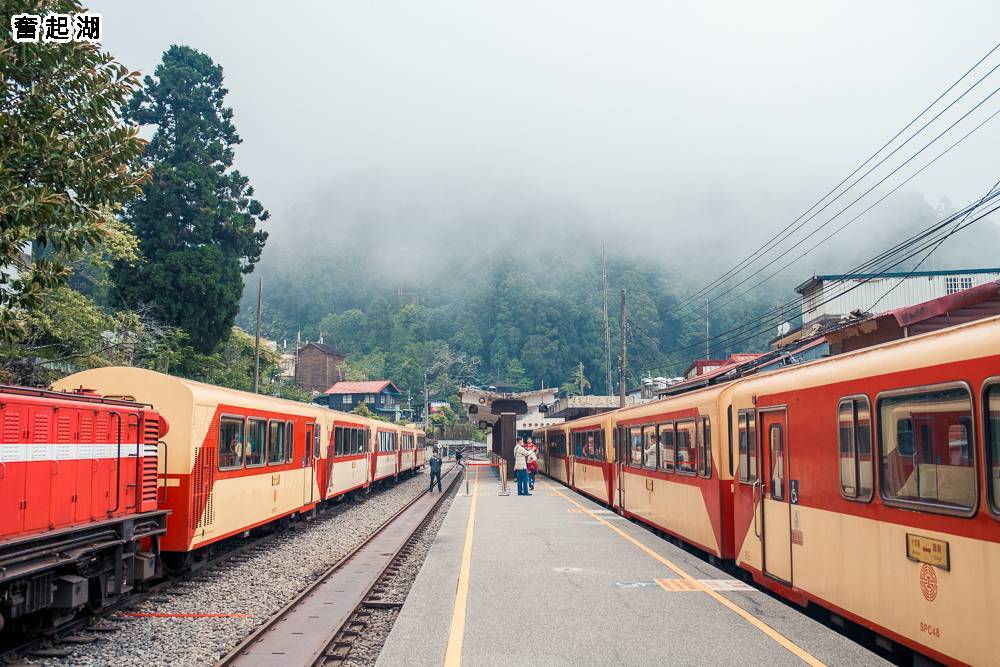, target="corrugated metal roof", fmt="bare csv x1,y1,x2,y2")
795,268,1000,294
324,380,400,395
